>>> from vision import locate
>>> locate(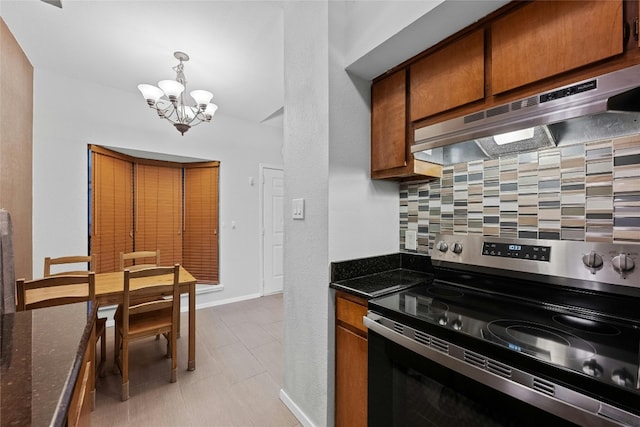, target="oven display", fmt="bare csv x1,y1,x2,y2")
483,242,551,262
